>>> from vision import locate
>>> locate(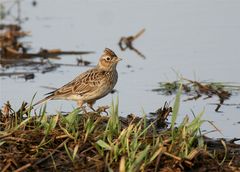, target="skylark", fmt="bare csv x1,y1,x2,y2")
34,48,121,110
